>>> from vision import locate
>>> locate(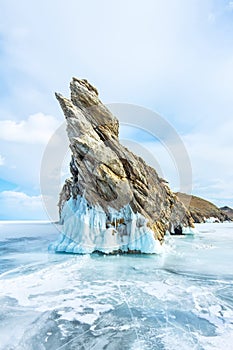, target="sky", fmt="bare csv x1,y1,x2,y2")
0,0,233,220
